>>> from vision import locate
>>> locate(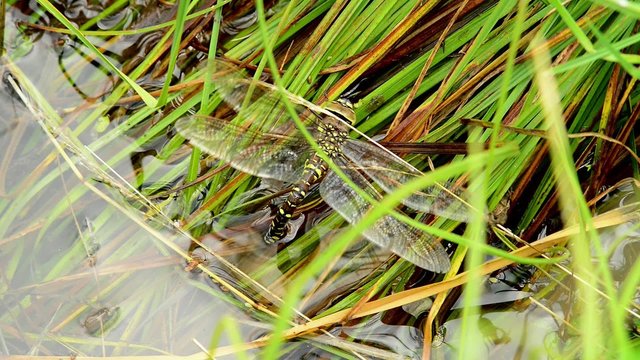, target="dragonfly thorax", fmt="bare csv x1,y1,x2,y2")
316,122,349,158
